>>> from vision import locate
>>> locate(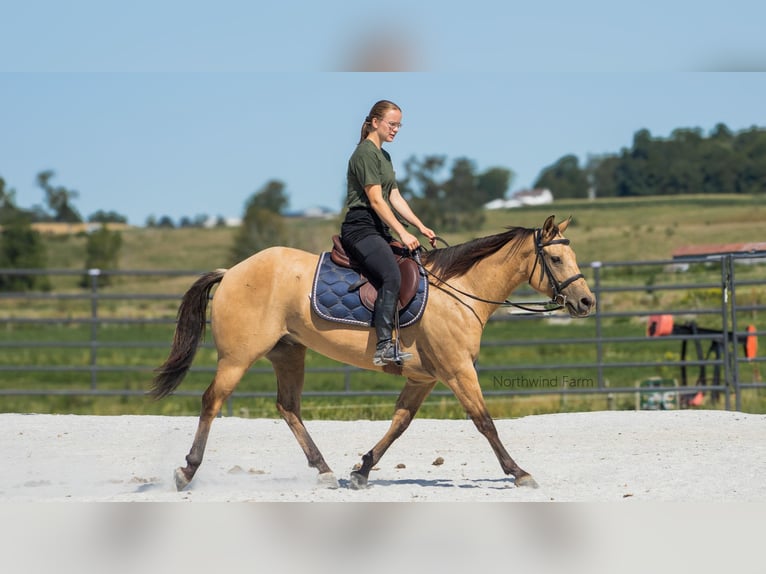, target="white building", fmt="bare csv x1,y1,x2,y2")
484,188,553,210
